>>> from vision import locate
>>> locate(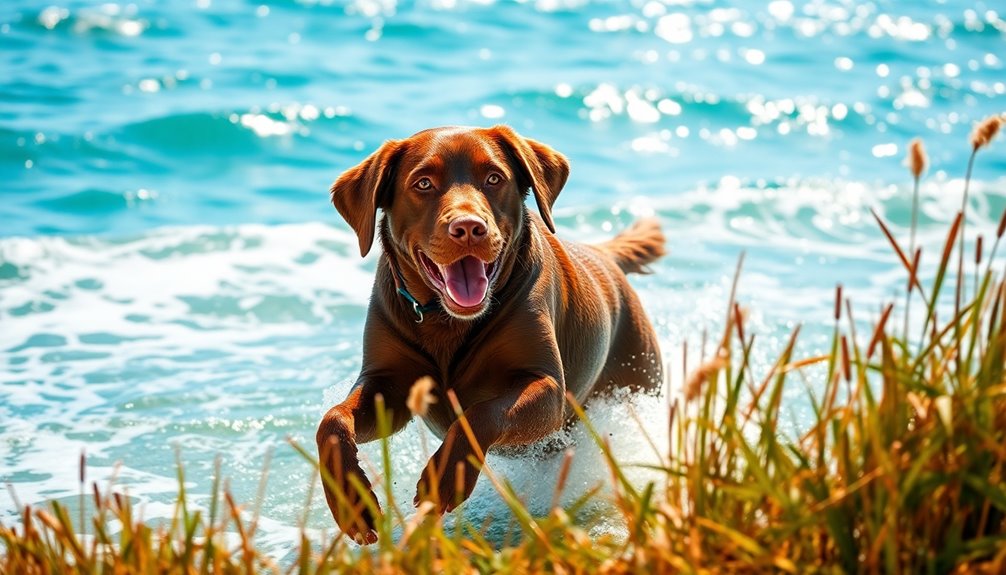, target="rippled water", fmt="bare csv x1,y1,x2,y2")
2,0,1004,555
